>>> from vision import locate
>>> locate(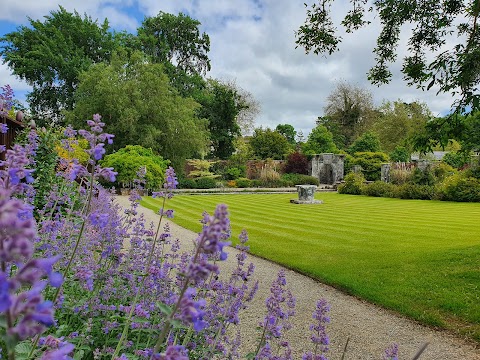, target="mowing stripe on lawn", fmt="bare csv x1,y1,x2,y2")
141,192,480,341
